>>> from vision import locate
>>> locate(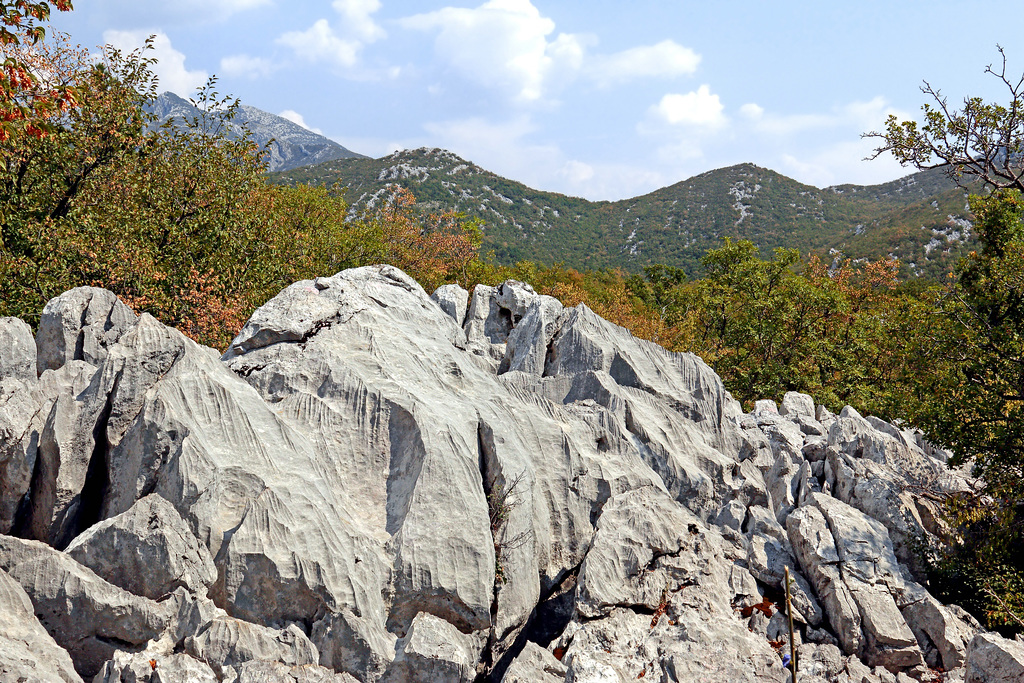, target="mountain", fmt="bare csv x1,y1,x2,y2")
151,92,366,173
272,147,976,278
